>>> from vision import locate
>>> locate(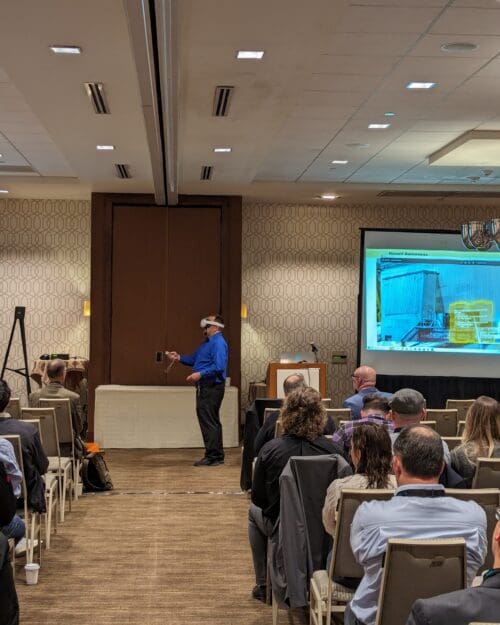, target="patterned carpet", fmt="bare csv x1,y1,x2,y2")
15,448,307,625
